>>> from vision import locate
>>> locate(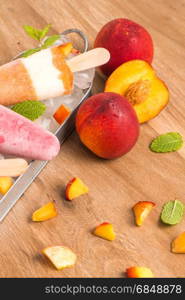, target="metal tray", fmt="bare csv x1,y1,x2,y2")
0,29,92,222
